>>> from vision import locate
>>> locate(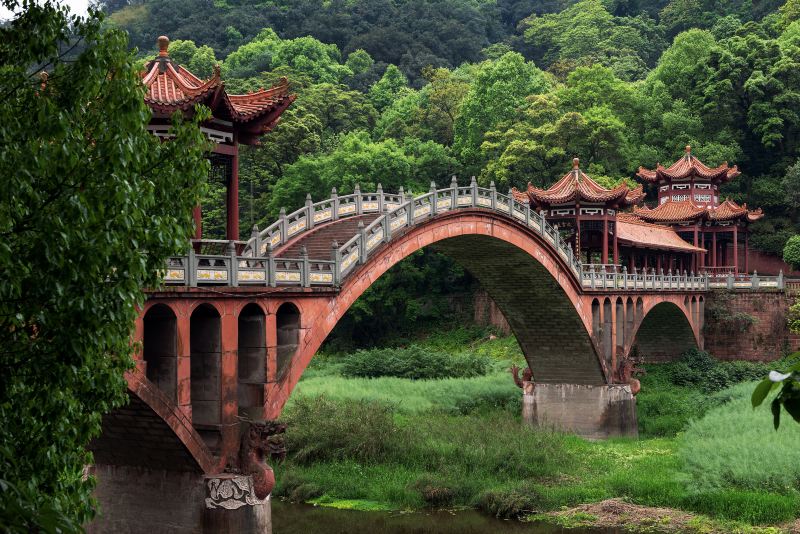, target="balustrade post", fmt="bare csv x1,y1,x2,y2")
305,193,315,230
451,175,458,210
690,271,695,290
752,270,759,290
250,224,261,258
358,221,367,264
331,241,341,286
402,186,414,227
525,203,531,227
779,270,785,290
331,187,339,221
266,243,276,287
383,209,391,243
355,184,363,215
377,183,384,214
507,189,514,214
300,245,310,288
704,272,709,290
489,181,497,211
187,246,197,287
727,273,734,290
279,207,287,244
430,181,438,216
227,240,238,287
622,266,628,290
590,264,596,289
539,210,546,235
471,176,478,206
